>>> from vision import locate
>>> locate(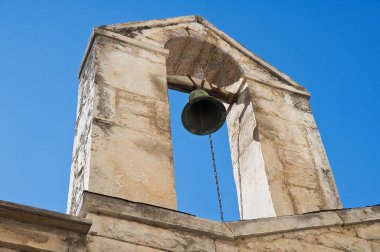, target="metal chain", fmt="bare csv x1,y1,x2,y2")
208,134,225,222
237,123,244,219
